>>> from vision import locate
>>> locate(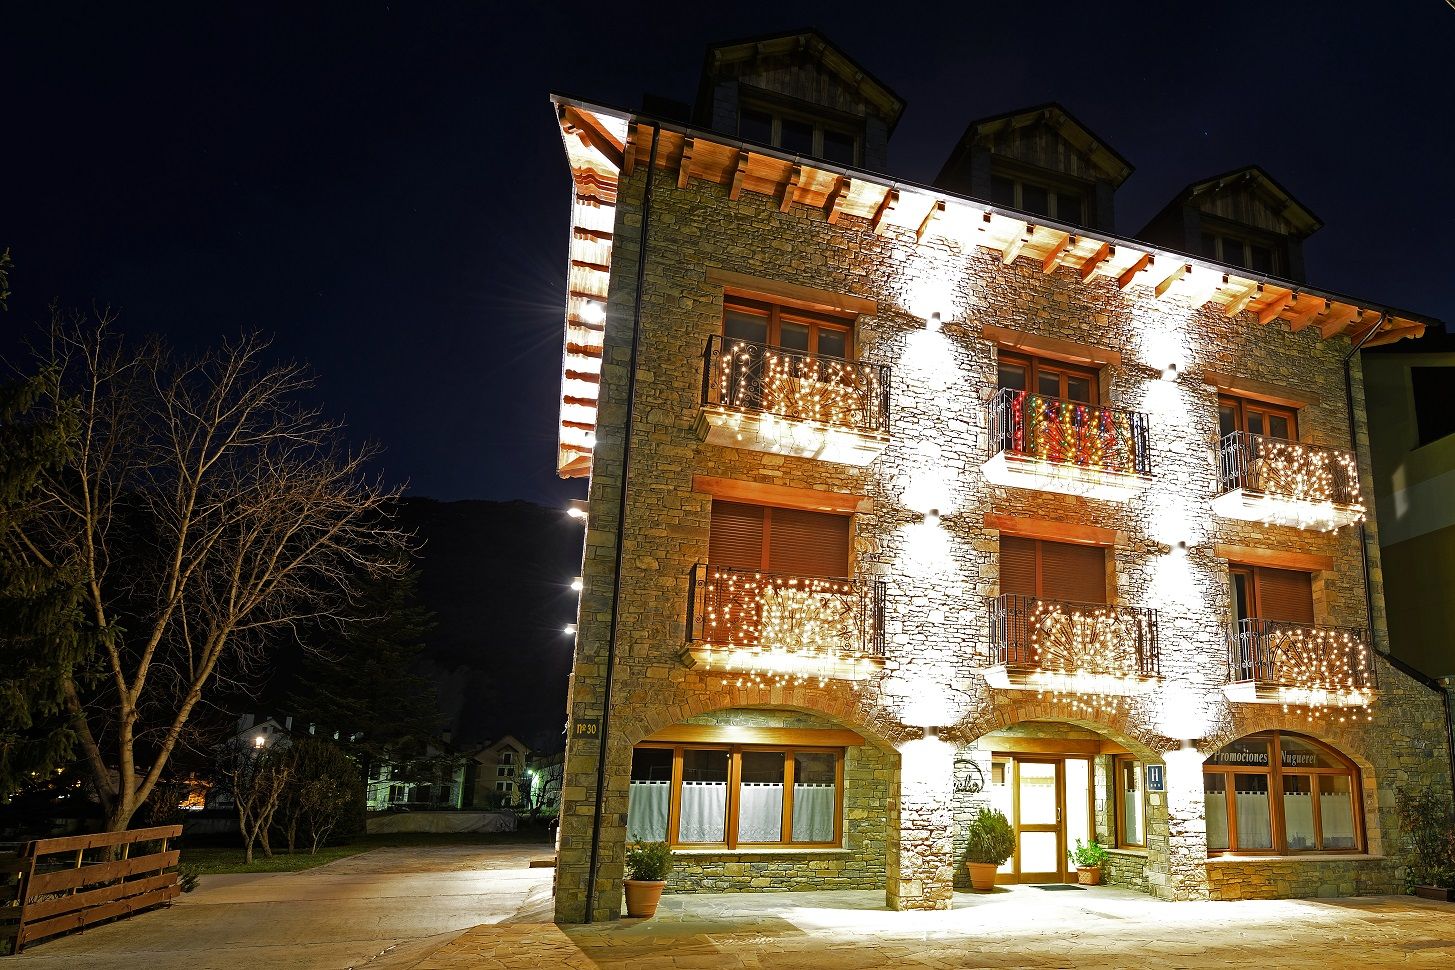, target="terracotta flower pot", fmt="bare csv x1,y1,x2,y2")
965,861,999,891
1076,866,1102,886
623,879,667,918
